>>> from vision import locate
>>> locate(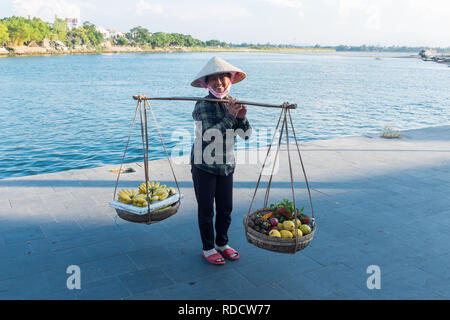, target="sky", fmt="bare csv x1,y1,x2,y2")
1,0,449,47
